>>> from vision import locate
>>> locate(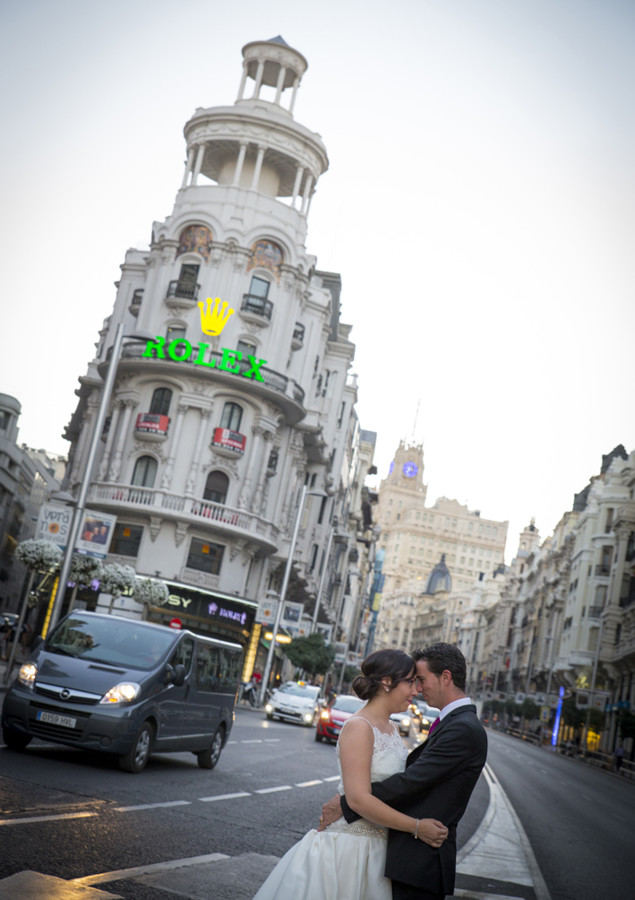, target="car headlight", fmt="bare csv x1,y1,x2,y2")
17,662,38,689
402,716,411,727
303,711,314,722
99,682,140,704
265,703,273,713
320,710,330,720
